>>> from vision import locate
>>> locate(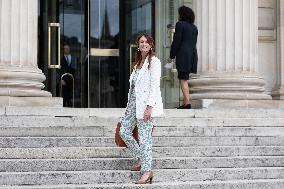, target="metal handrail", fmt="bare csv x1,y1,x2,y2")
60,73,75,107
48,22,61,69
